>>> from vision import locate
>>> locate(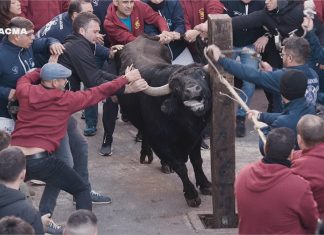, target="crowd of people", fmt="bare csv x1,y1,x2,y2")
0,0,324,234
